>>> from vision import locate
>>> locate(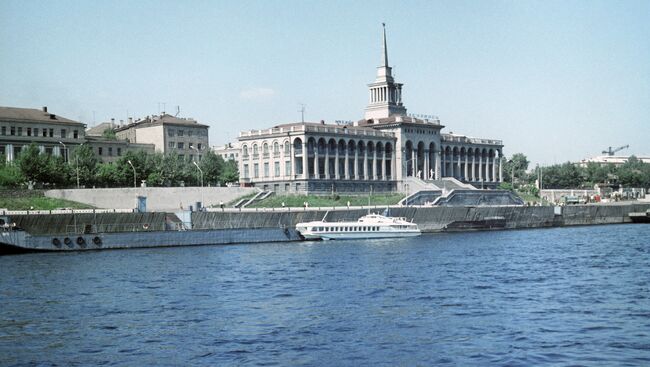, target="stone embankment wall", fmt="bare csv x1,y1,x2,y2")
45,187,257,211
193,202,650,232
8,203,650,238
